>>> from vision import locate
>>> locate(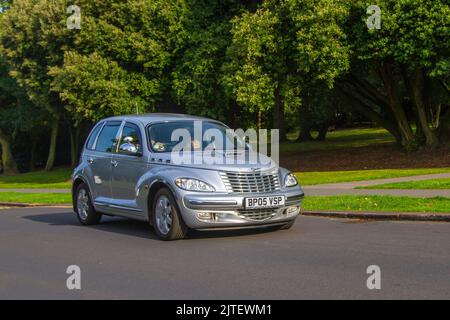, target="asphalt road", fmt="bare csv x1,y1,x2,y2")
0,207,449,299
